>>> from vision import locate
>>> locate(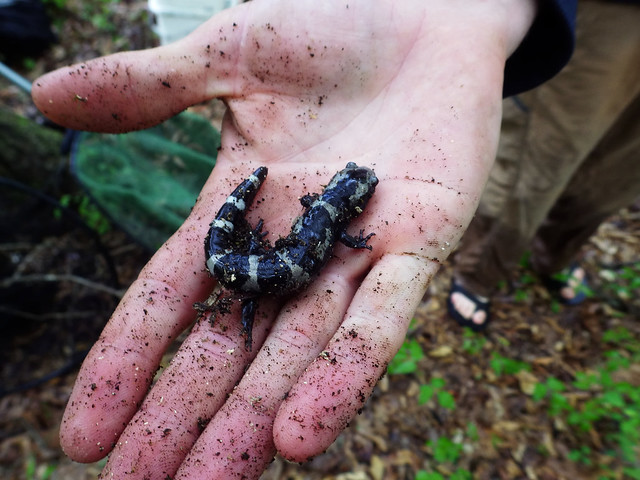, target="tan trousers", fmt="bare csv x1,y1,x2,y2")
453,0,640,297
